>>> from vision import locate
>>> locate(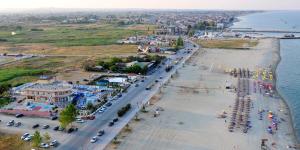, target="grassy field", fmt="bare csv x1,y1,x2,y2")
0,133,31,150
0,68,48,84
0,23,154,87
0,24,153,47
197,39,258,49
0,56,86,86
0,44,138,56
